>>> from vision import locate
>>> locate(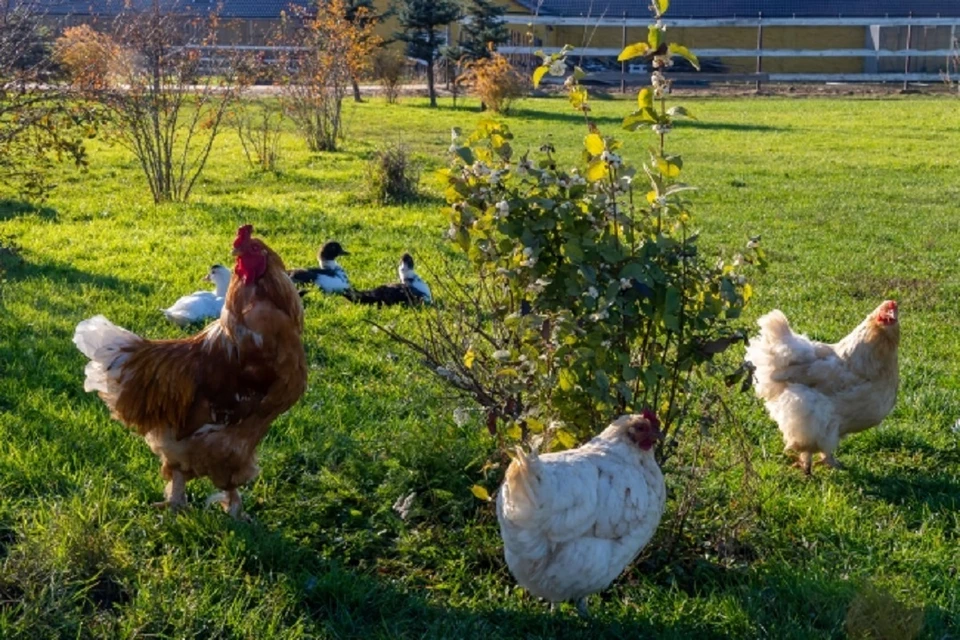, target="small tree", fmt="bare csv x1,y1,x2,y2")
394,0,460,108
379,1,765,463
458,0,509,62
343,0,390,103
0,3,100,199
373,47,407,104
279,0,381,151
457,51,524,114
86,5,243,203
